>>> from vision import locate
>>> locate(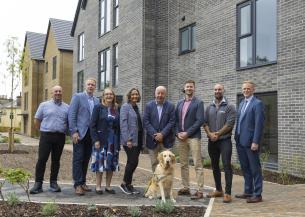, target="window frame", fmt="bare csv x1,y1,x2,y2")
77,70,84,93
45,62,48,73
113,0,119,28
236,0,277,70
99,0,111,36
98,48,111,90
52,56,57,80
179,23,196,55
112,43,118,87
78,32,85,62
